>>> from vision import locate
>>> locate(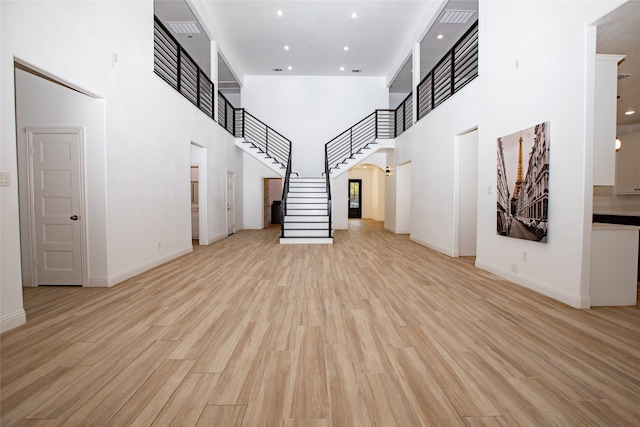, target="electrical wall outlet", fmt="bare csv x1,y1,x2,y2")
511,263,518,273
